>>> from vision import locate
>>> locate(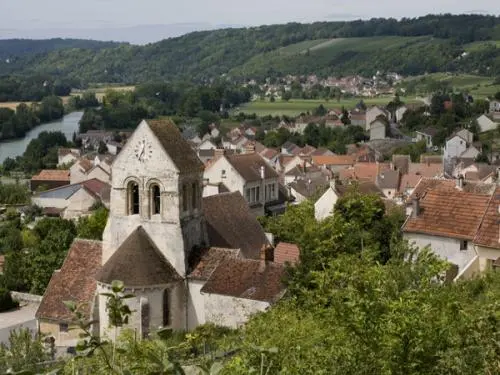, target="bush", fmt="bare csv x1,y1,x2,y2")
0,288,19,312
